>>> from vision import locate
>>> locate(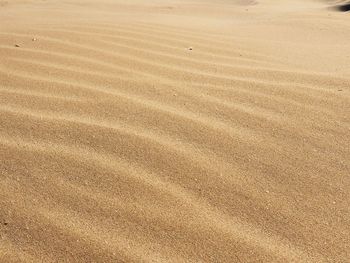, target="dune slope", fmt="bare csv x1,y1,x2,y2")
0,0,350,262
